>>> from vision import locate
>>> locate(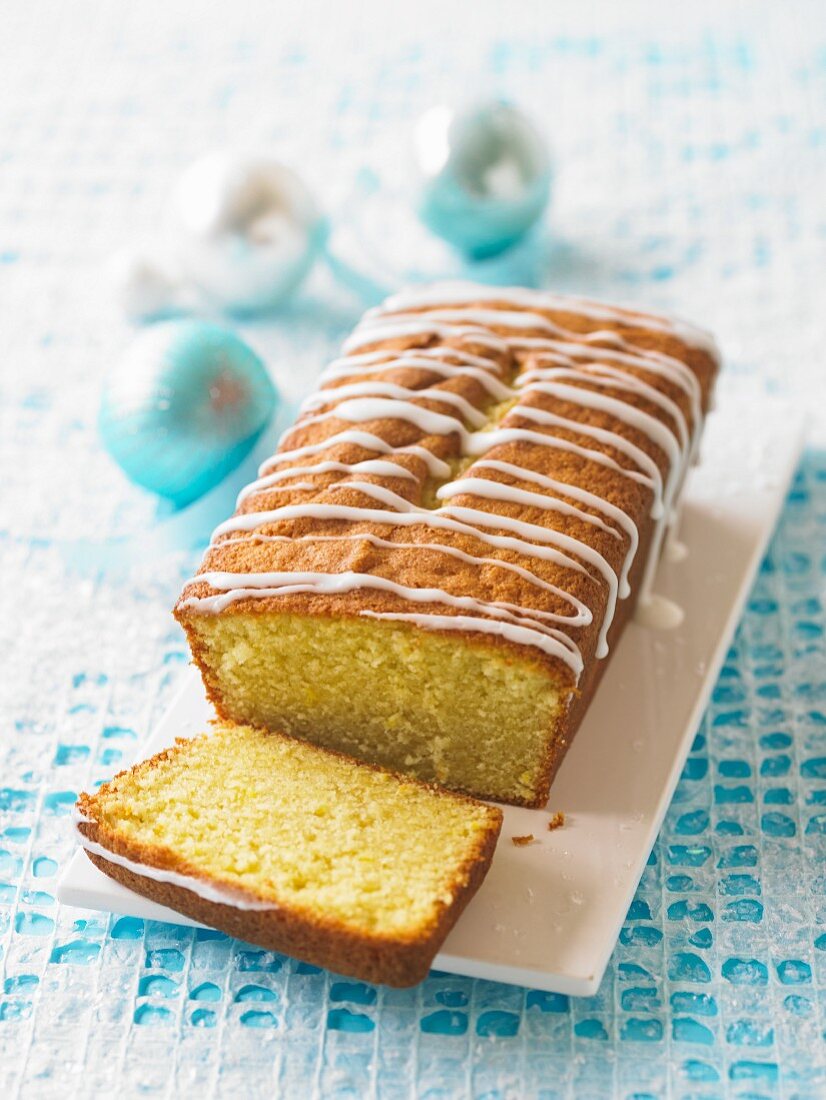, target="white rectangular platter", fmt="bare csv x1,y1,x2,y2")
58,398,805,996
